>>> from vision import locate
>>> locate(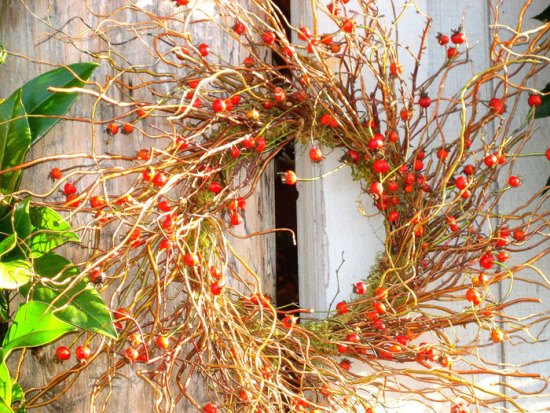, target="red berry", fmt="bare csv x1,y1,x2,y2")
124,347,139,362
153,172,168,187
508,175,521,187
479,252,495,269
159,238,171,250
463,164,475,175
390,62,403,76
489,97,505,115
320,113,332,126
491,329,505,343
546,148,550,161
368,134,385,151
341,18,355,33
56,346,71,361
465,288,481,306
455,176,469,190
242,135,256,149
373,159,389,174
158,200,172,212
437,33,449,45
90,195,106,209
283,170,297,185
156,336,170,349
184,252,199,266
121,123,134,134
528,94,542,107
273,87,286,102
230,146,241,158
209,181,222,194
388,210,399,222
418,95,432,108
484,154,498,167
50,167,63,179
346,332,360,343
447,47,458,59
137,148,151,161
212,99,226,113
142,167,155,182
176,0,189,5
75,345,91,361
327,2,340,15
298,26,312,41
255,137,266,152
282,315,297,329
197,43,209,57
262,31,276,45
400,108,412,121
230,211,242,226
437,148,449,160
89,268,105,284
451,30,466,44
203,403,219,413
370,182,384,197
106,123,119,135
497,251,510,262
309,147,324,163
210,281,223,295
354,281,367,295
63,182,77,195
335,301,349,315
513,229,526,241
374,287,388,301
339,359,351,371
234,21,246,35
